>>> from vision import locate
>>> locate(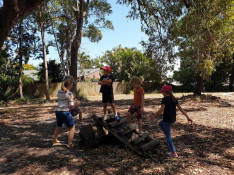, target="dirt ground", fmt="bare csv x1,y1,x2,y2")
0,92,233,175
